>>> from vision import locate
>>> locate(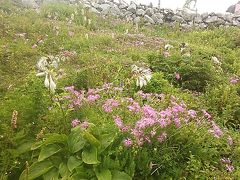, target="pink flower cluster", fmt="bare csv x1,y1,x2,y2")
113,97,200,146
230,76,239,85
71,118,89,129
102,99,120,112
221,157,234,172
